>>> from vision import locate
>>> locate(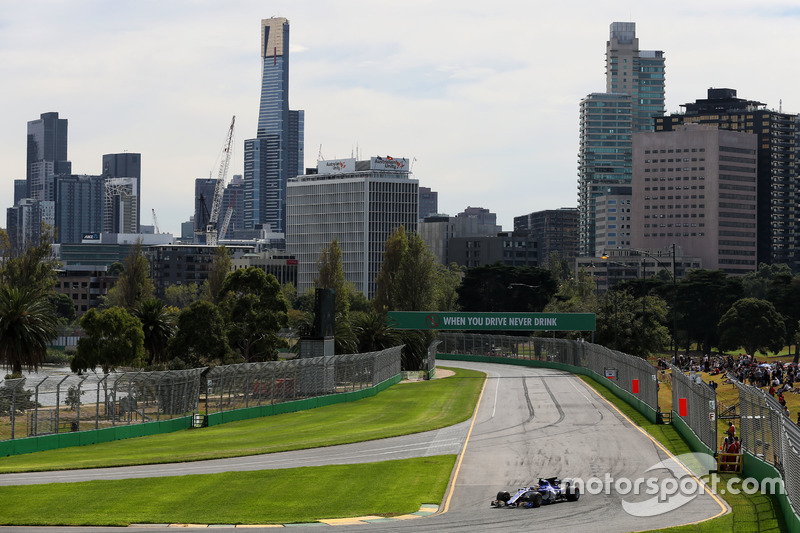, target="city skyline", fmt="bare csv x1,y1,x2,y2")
2,1,800,235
